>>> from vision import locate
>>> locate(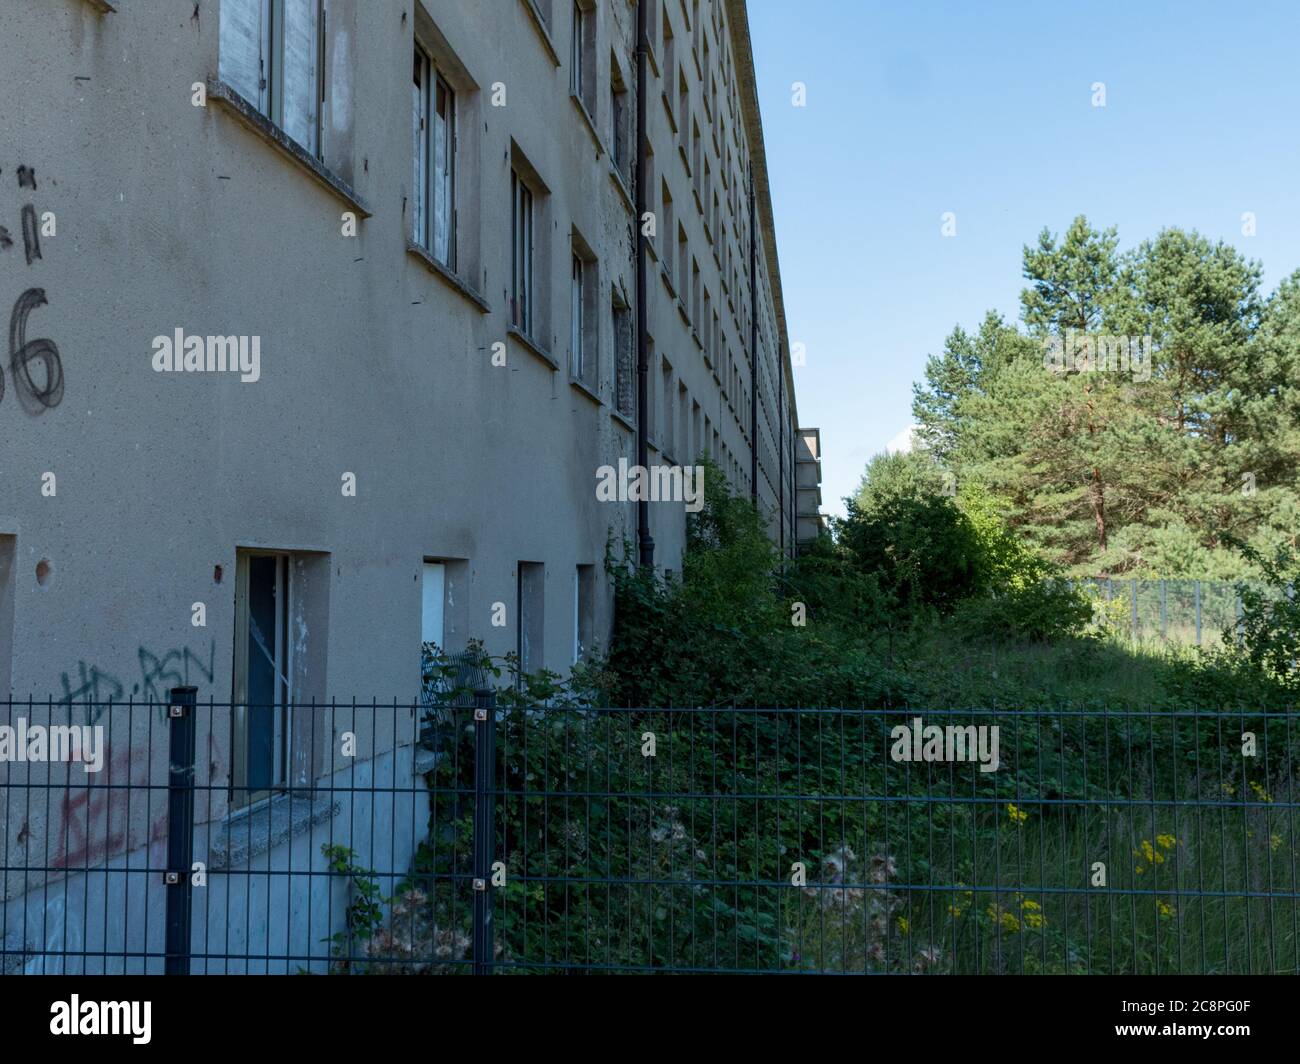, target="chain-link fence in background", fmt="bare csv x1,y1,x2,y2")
1073,578,1254,647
